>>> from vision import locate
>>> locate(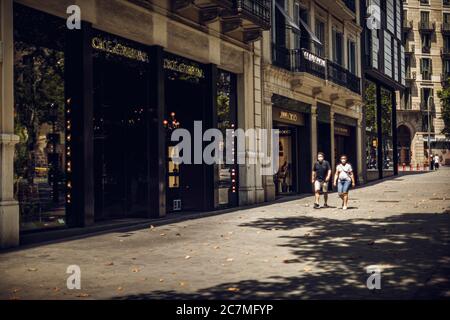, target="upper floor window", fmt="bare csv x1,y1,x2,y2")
315,19,325,57
297,5,310,50
421,33,431,53
420,58,432,80
332,28,344,65
444,13,450,24
348,39,357,74
420,11,430,23
420,0,430,5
